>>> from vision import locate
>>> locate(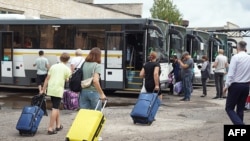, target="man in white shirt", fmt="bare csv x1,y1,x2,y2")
212,49,228,99
224,40,250,125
